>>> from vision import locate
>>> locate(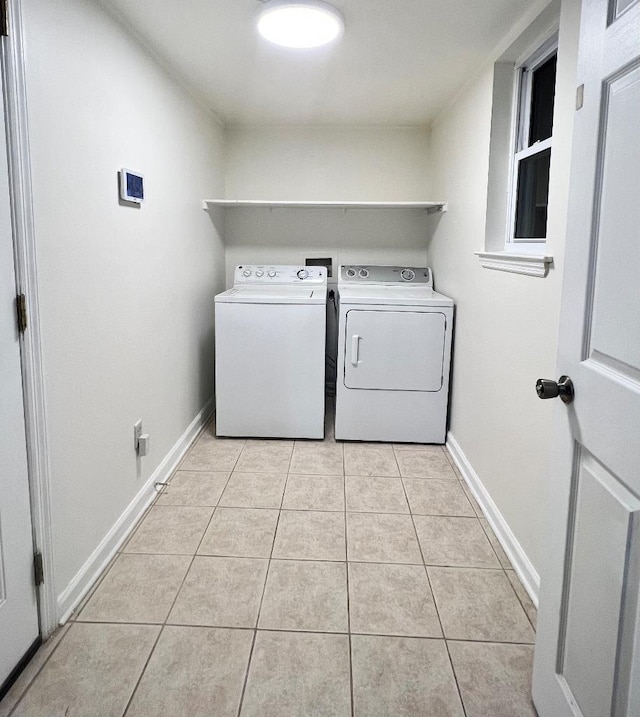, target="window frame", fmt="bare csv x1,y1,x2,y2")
505,35,558,254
